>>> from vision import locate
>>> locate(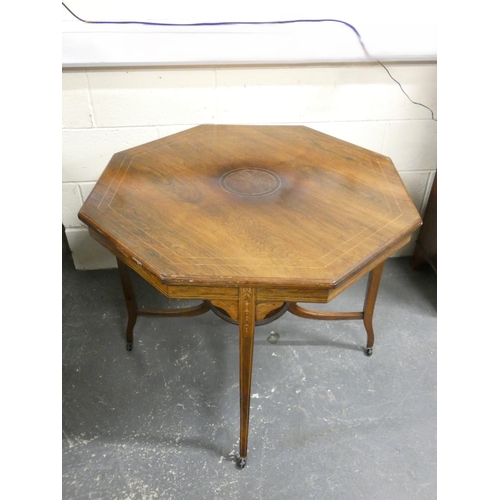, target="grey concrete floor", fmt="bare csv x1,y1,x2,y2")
62,234,437,500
